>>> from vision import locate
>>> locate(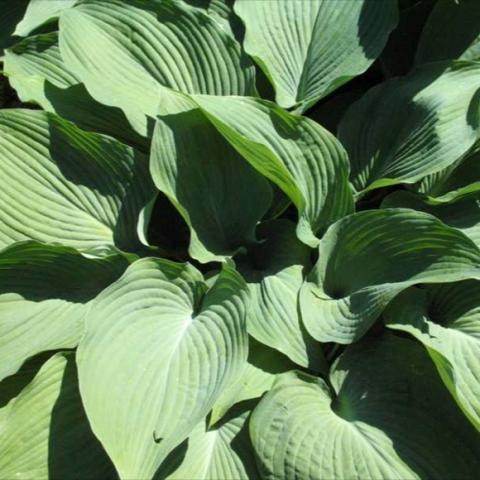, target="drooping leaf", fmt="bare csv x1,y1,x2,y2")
250,335,480,480
0,352,116,479
151,98,272,263
14,0,76,37
4,32,147,148
234,0,398,112
300,209,480,344
382,190,480,247
416,0,480,64
339,61,480,194
385,282,480,431
0,0,28,56
77,258,249,479
0,241,128,382
159,405,259,479
237,219,325,370
193,95,354,246
59,0,256,135
0,109,156,254
210,337,295,426
415,140,480,203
